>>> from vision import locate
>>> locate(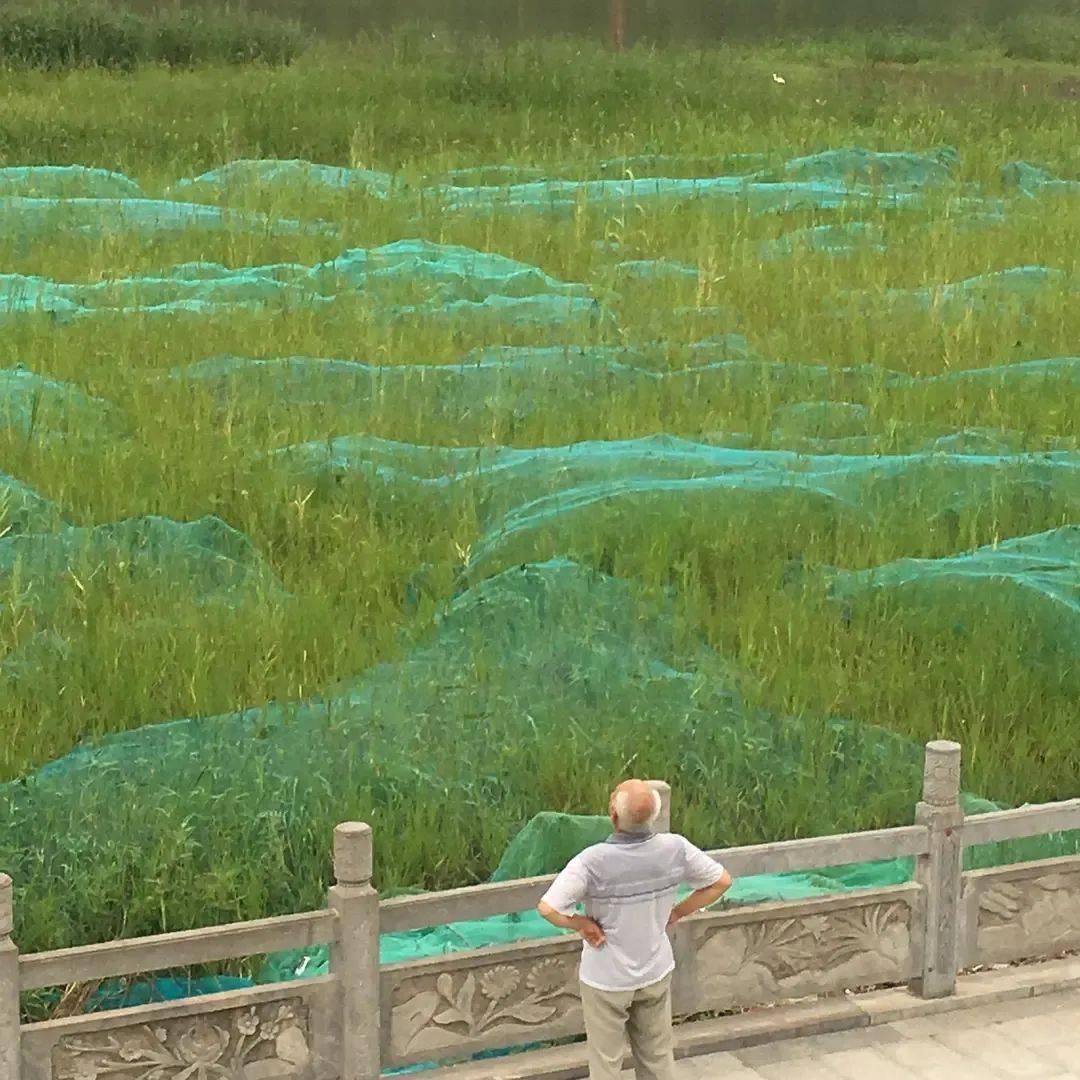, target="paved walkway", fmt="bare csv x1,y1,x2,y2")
645,987,1080,1078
